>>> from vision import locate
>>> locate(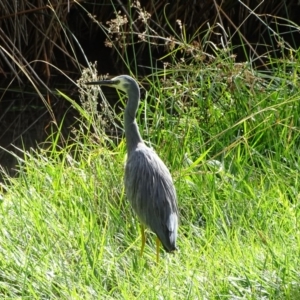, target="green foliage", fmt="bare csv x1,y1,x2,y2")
1,3,300,299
